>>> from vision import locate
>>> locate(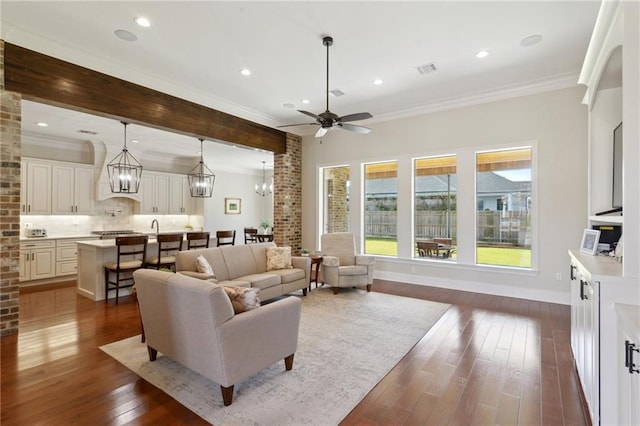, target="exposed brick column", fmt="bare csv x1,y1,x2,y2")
0,40,22,336
273,133,302,253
